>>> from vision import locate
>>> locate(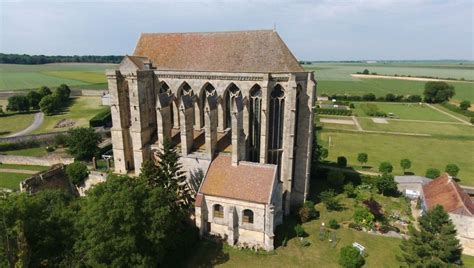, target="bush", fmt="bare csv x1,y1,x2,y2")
360,103,387,117
425,168,441,179
353,207,375,228
299,201,318,223
362,69,369,75
54,133,69,147
406,95,422,102
362,93,376,101
339,245,365,268
39,94,61,115
7,95,30,112
445,164,460,177
375,173,398,196
337,156,347,167
344,183,356,198
329,219,340,229
385,93,396,102
459,100,471,110
294,224,306,237
66,162,89,185
423,81,455,103
89,108,112,127
378,162,393,173
45,146,55,152
0,140,40,152
319,189,341,211
441,102,474,118
348,222,363,231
